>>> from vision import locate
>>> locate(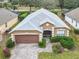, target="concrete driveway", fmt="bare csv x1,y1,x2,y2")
10,43,52,59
